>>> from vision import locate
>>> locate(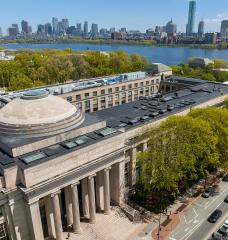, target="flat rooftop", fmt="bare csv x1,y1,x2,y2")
0,81,228,169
